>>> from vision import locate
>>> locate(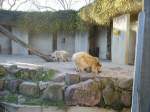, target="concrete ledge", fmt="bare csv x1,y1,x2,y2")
1,103,117,112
